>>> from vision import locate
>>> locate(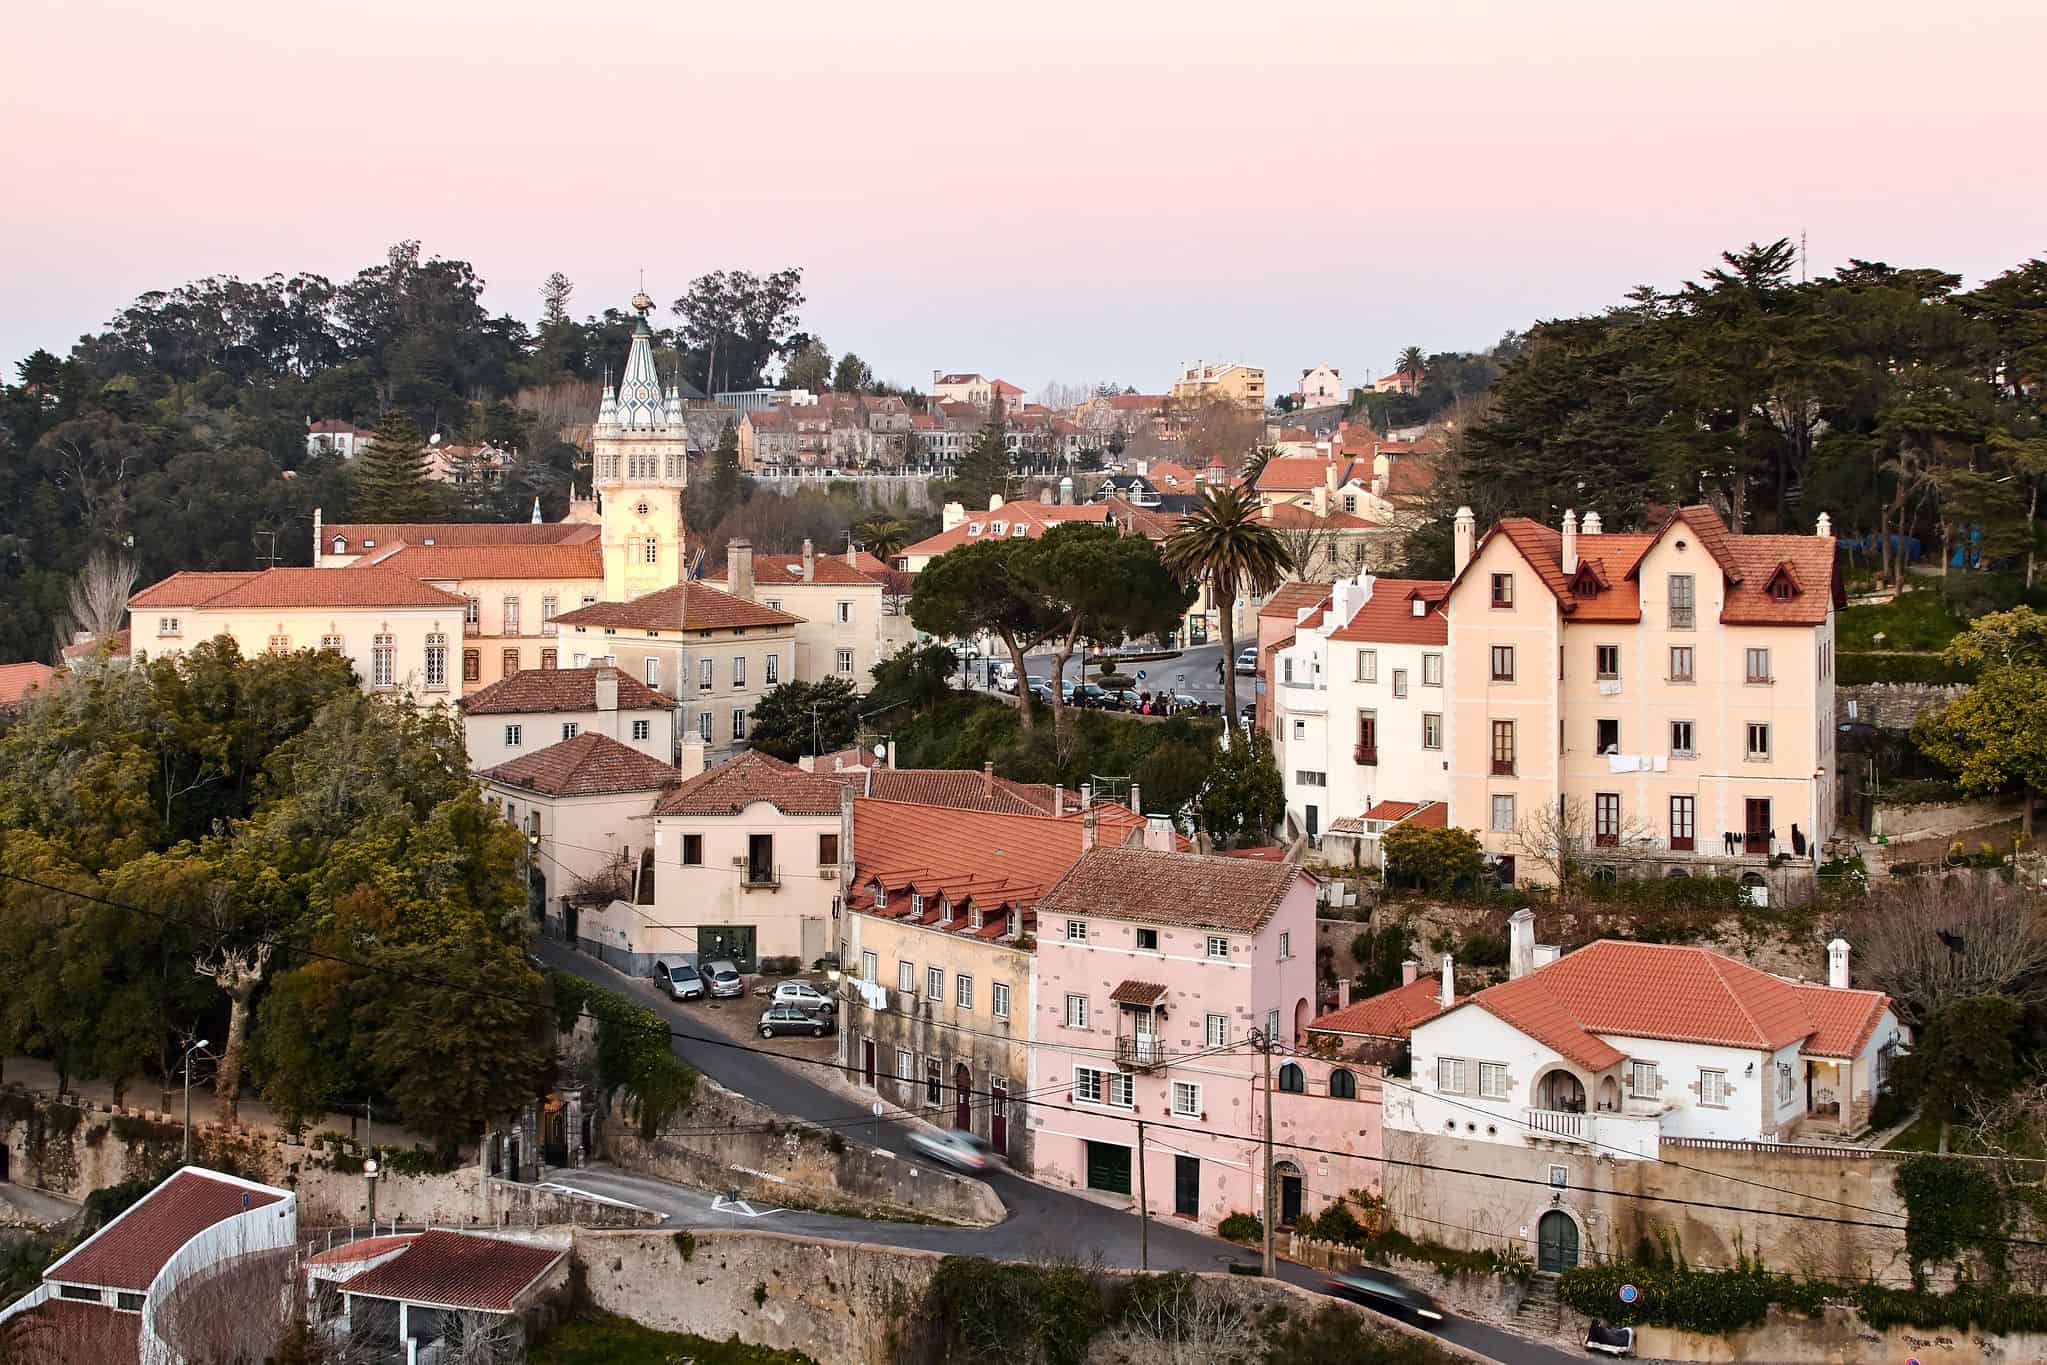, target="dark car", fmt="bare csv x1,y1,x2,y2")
758,1004,834,1039
1074,683,1111,708
1324,1266,1445,1325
